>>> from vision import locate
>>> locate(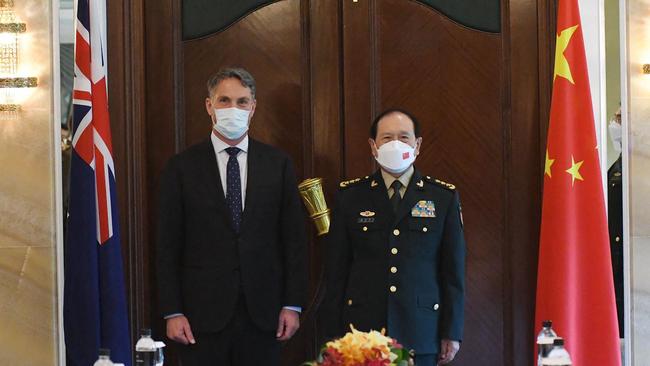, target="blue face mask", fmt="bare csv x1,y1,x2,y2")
213,107,250,140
